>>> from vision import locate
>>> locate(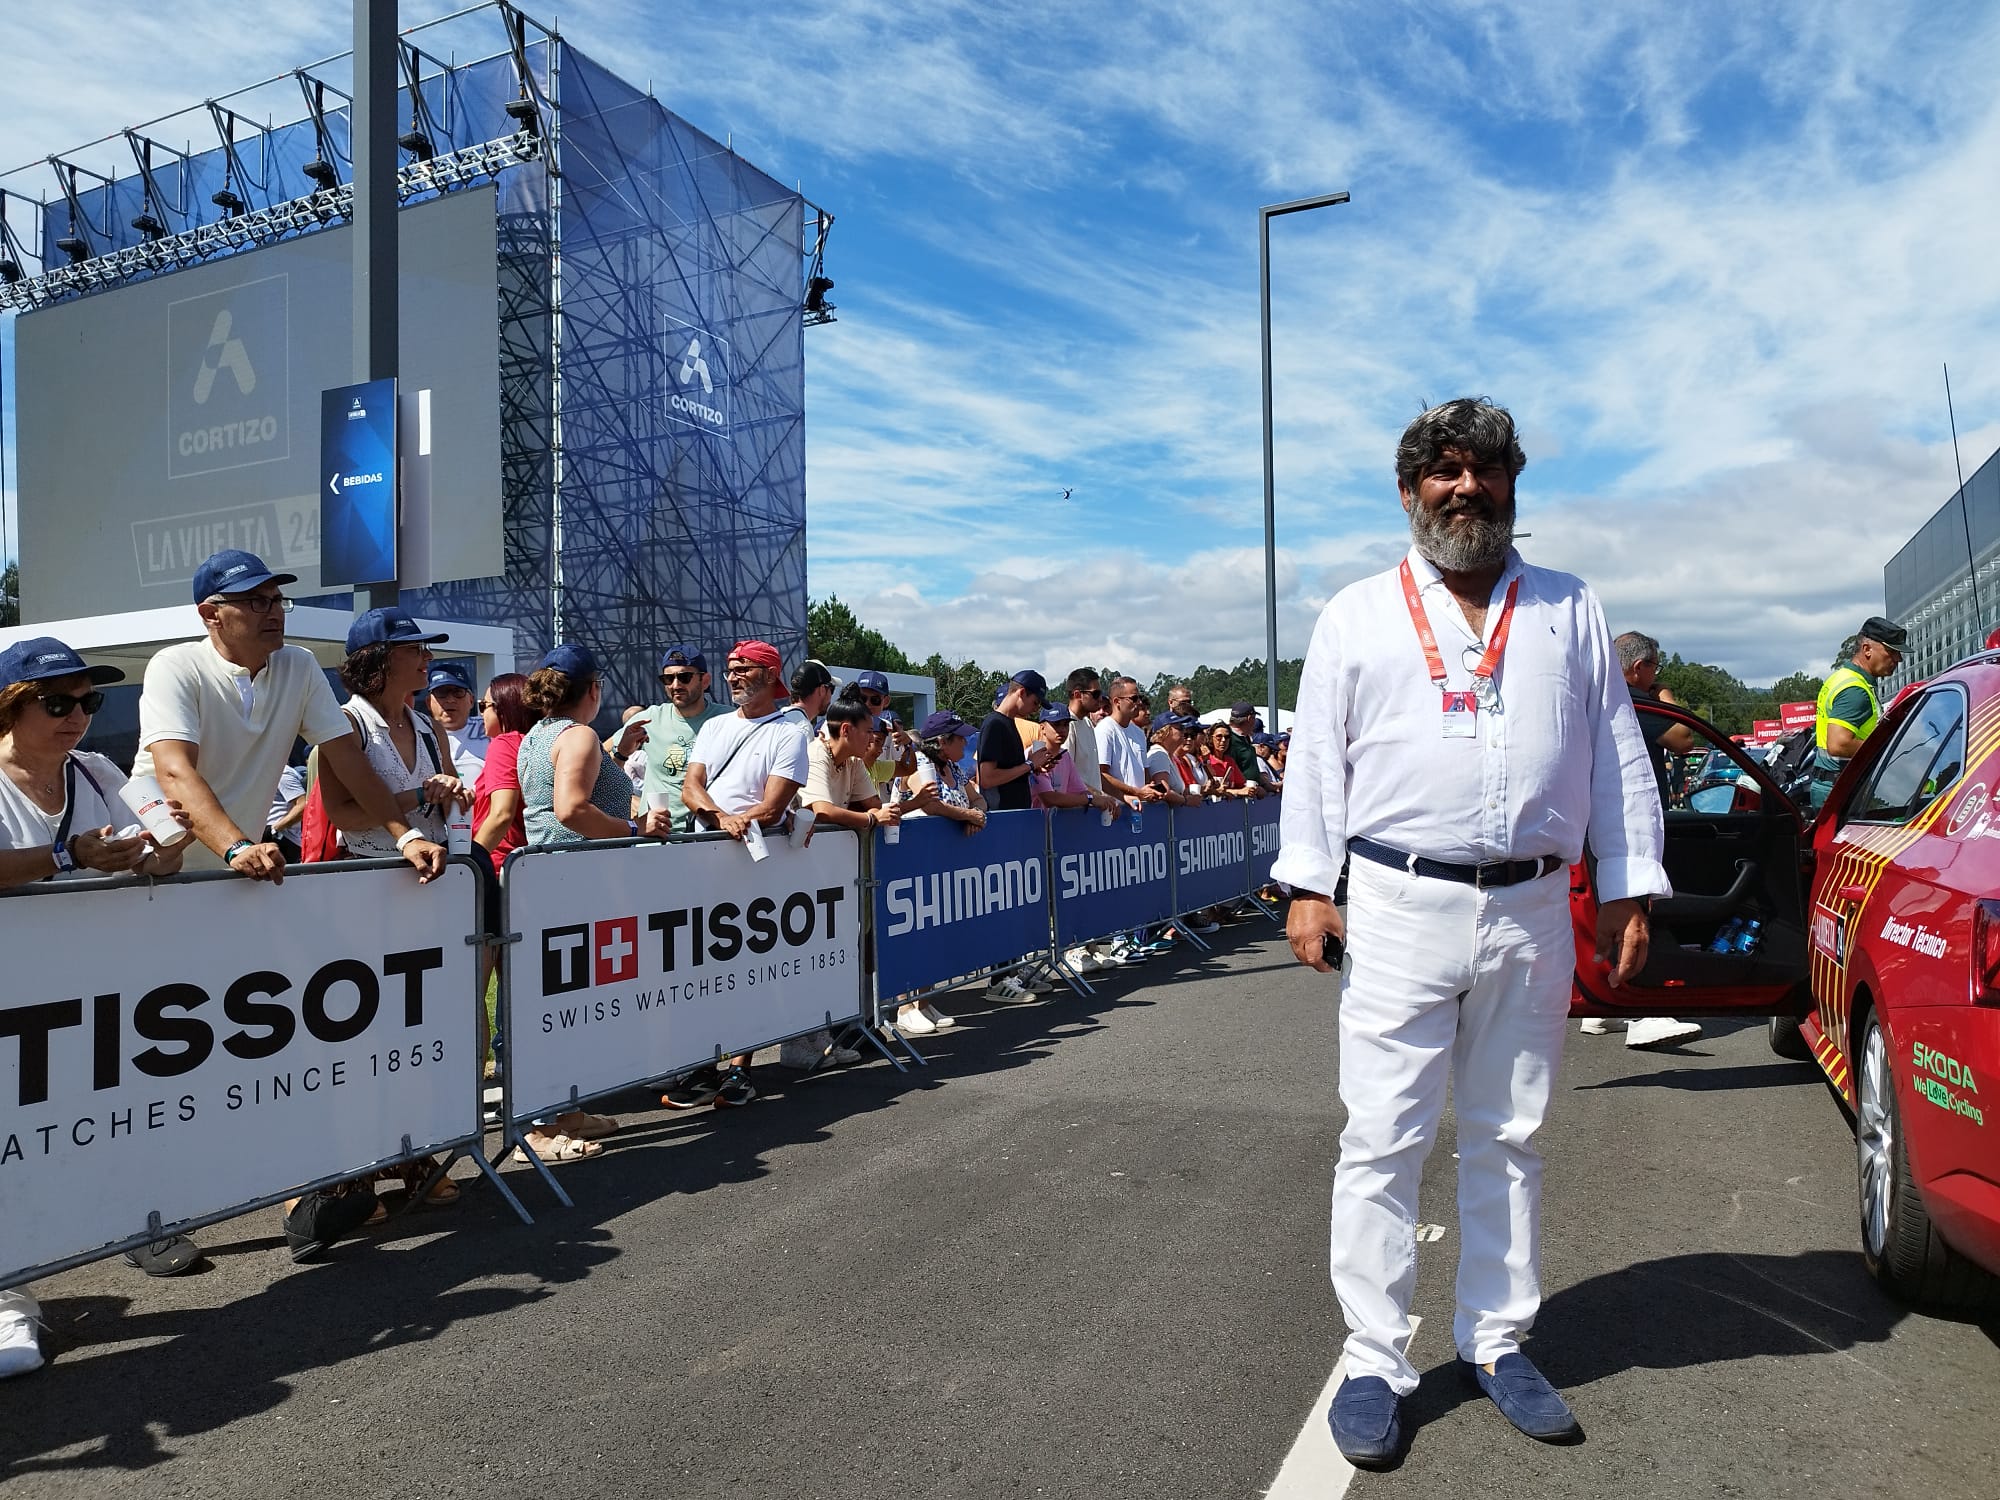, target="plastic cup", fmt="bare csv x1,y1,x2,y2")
646,788,673,812
743,819,770,862
446,805,474,856
883,820,900,845
1100,807,1115,827
792,809,816,846
118,775,189,847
